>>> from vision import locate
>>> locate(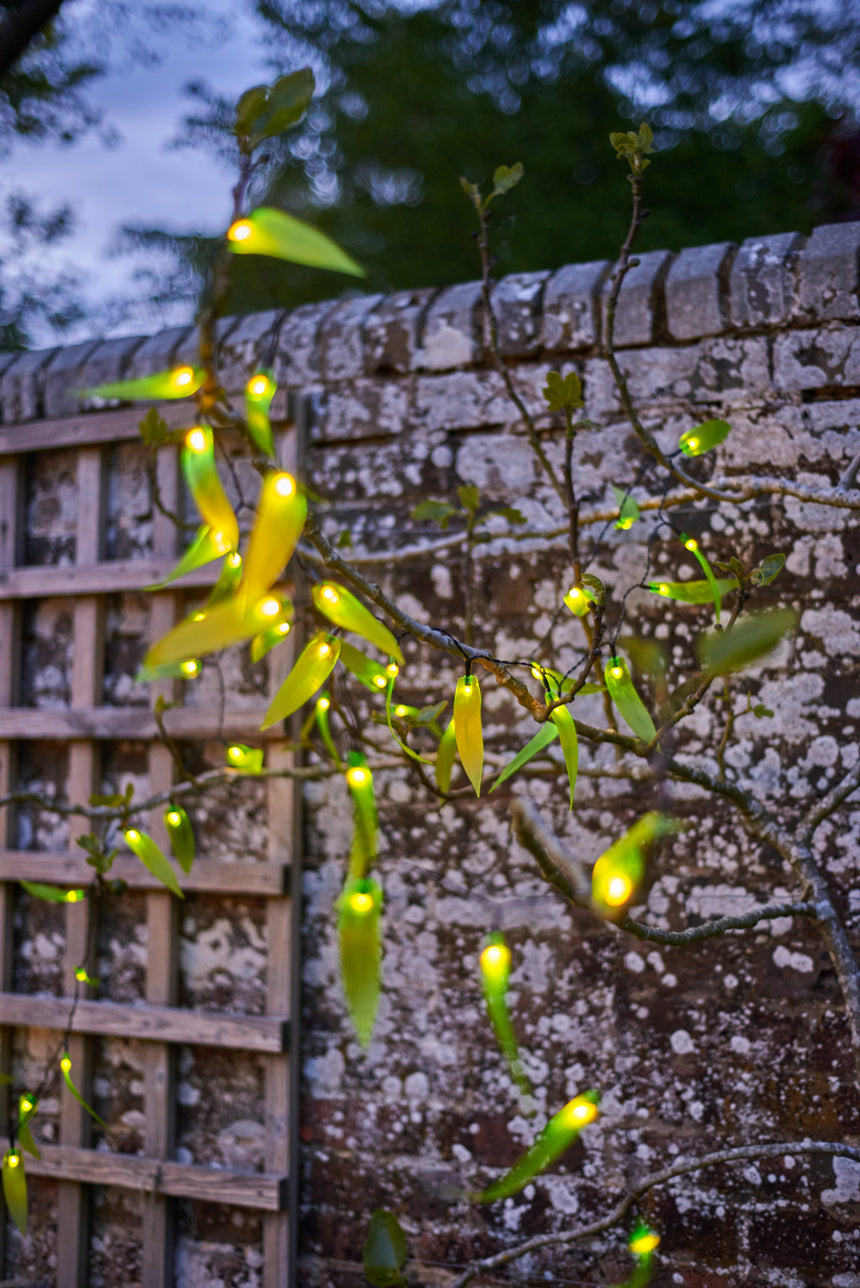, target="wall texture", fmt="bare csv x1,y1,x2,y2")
2,218,860,1287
